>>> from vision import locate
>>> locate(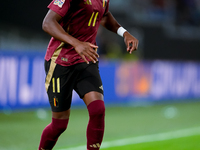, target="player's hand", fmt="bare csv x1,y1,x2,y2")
123,32,139,54
74,41,99,64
